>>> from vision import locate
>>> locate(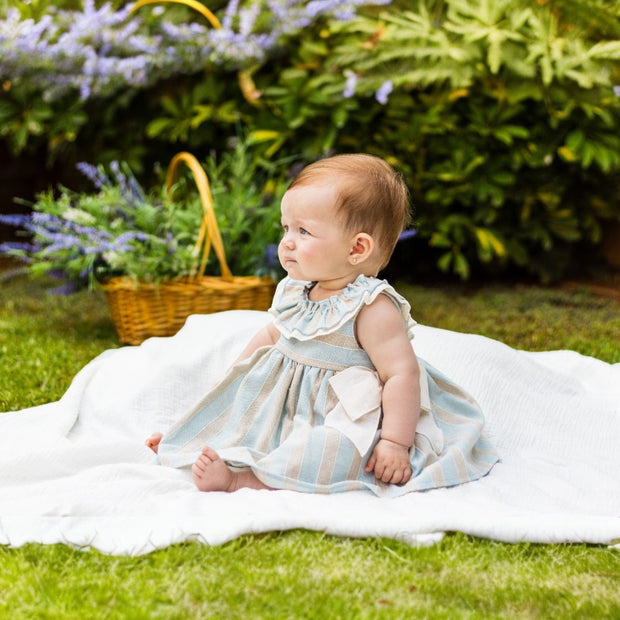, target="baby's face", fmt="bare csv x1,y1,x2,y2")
278,185,355,283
